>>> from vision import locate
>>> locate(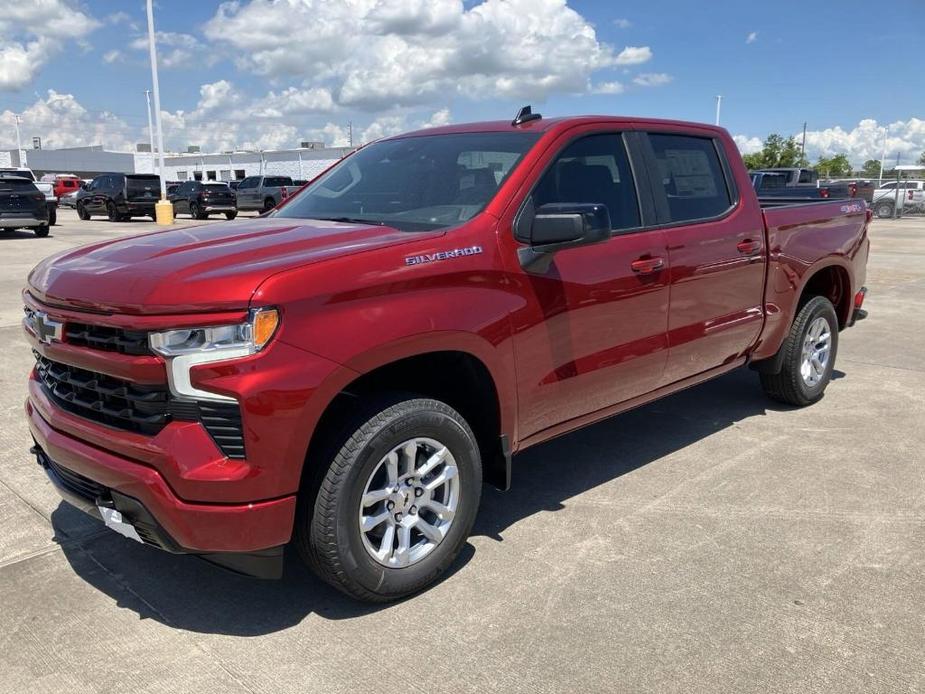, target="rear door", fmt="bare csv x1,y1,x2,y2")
639,131,766,383
510,130,671,437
